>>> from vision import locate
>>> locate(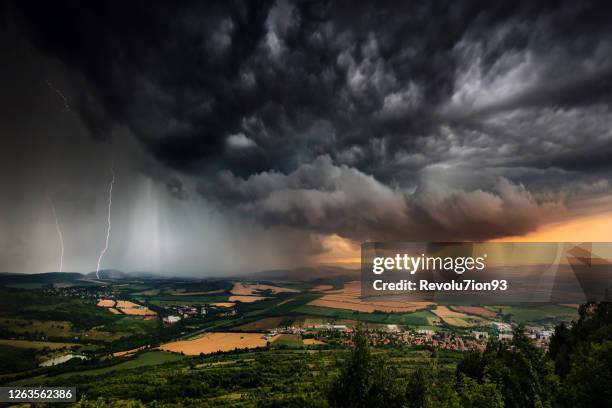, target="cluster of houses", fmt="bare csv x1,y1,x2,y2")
162,304,237,326
45,285,114,300
270,319,559,352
